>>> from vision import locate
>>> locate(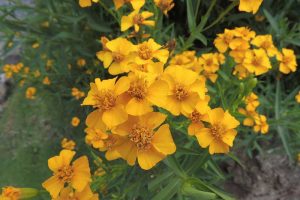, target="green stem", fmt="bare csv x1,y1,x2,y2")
98,1,119,24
